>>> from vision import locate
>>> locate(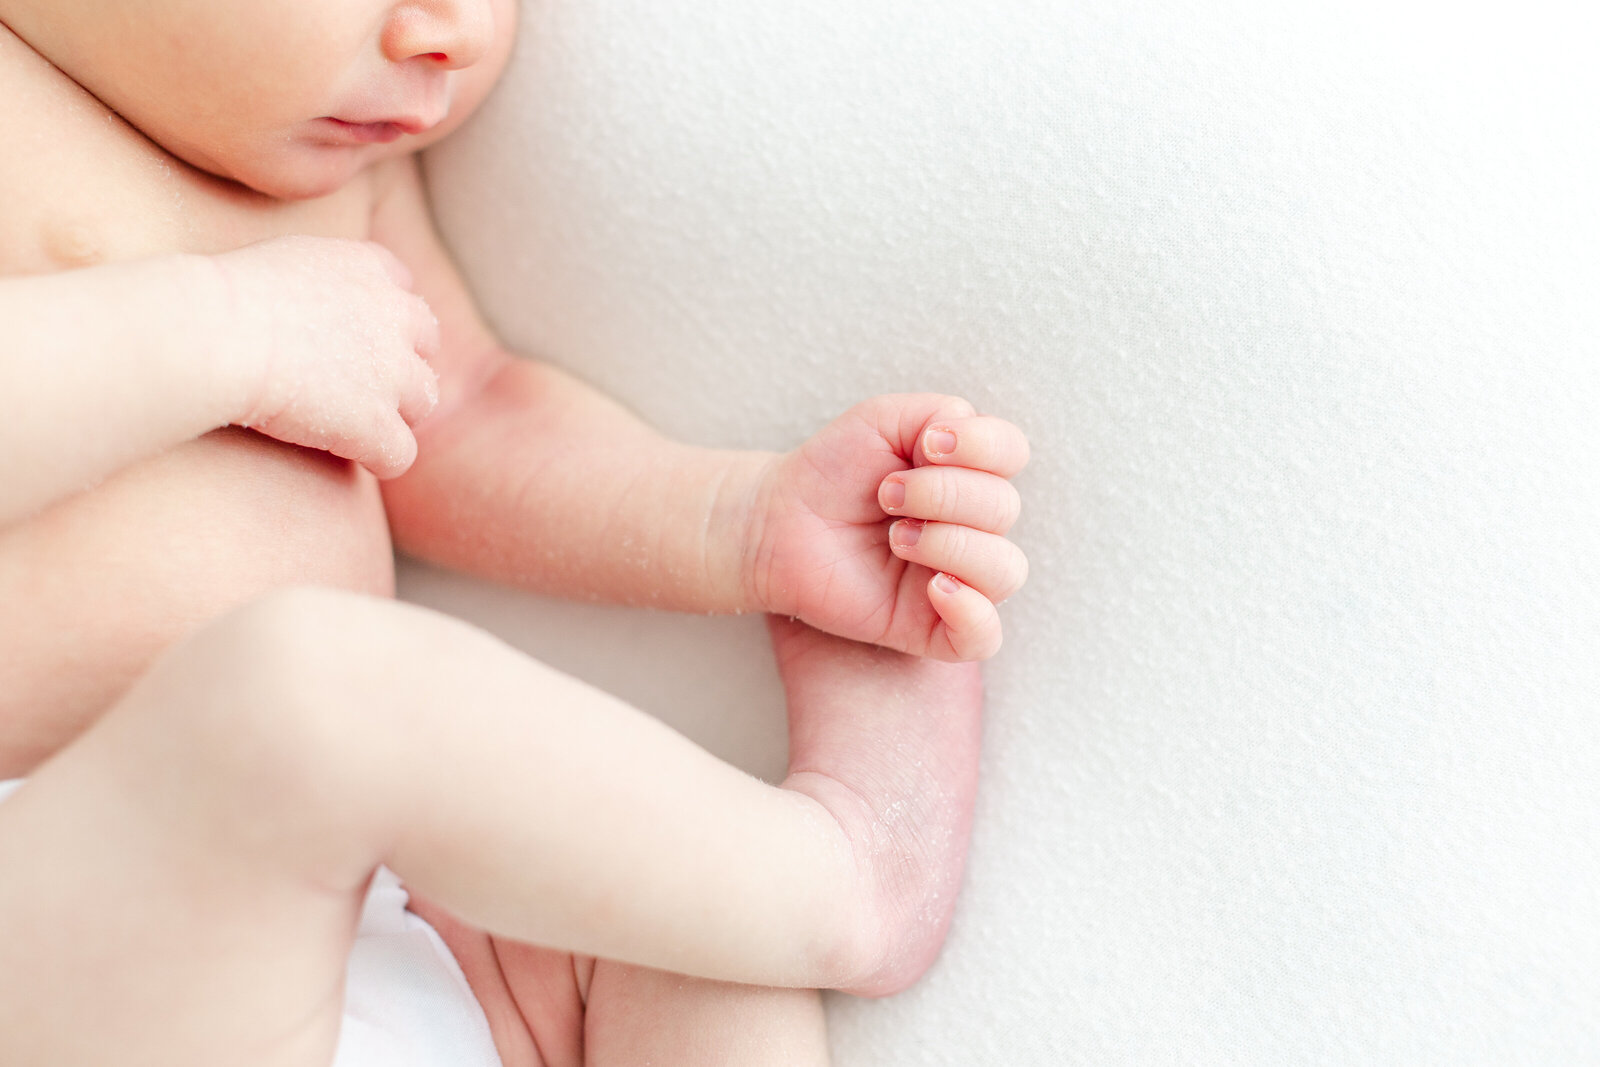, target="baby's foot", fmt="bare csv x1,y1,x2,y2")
768,616,984,997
